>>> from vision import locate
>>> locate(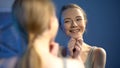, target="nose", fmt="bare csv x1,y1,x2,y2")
71,20,77,28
